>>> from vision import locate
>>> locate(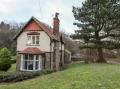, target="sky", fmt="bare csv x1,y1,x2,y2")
0,0,85,34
